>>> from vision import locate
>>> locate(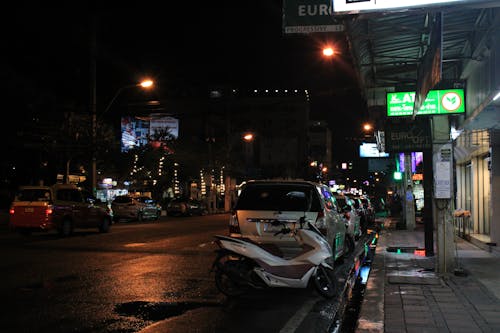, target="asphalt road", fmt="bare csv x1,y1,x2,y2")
0,213,364,333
